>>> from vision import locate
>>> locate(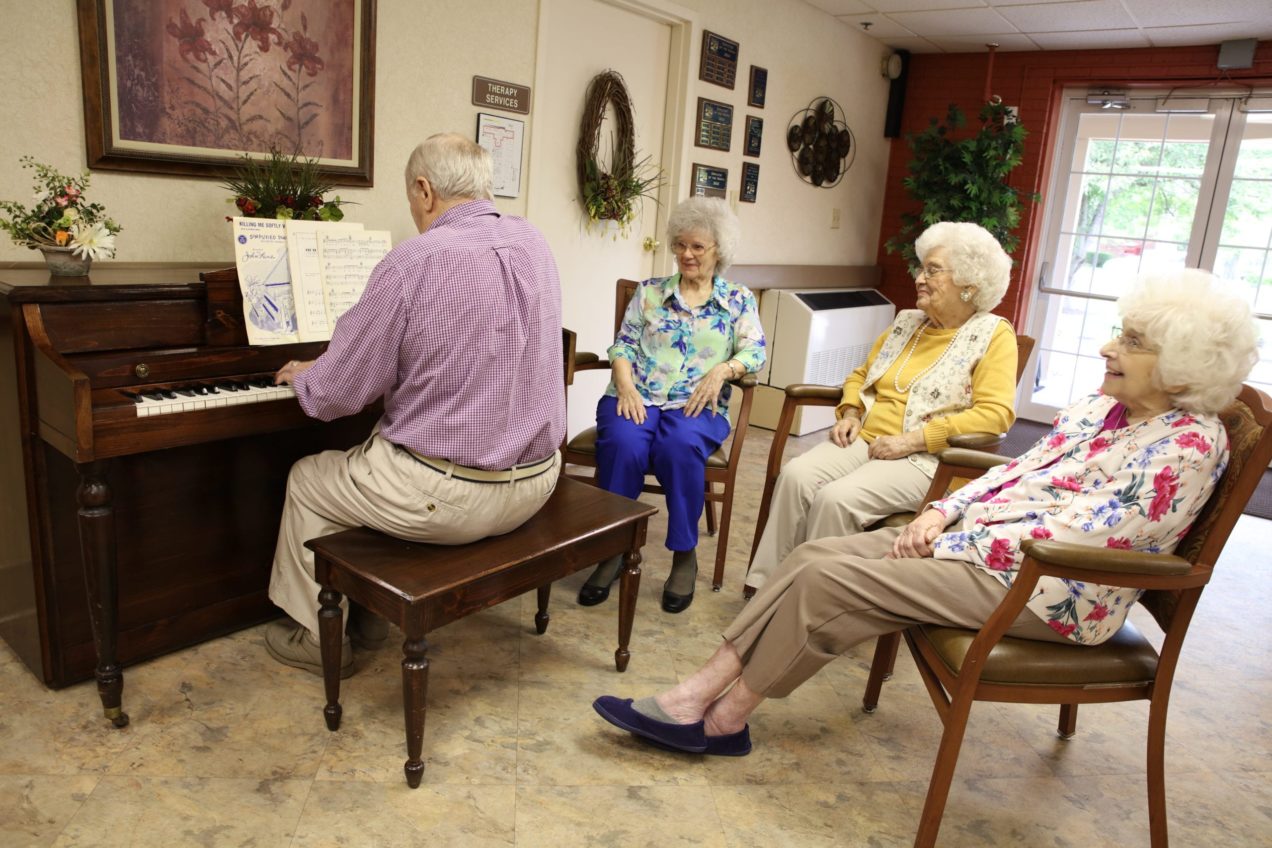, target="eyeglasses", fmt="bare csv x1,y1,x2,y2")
671,240,715,256
1109,326,1158,355
915,265,952,280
